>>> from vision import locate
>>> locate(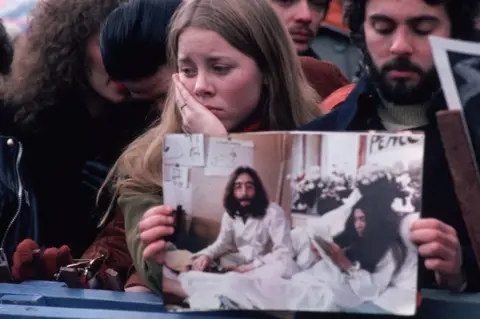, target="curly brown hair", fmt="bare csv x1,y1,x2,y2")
3,0,125,129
